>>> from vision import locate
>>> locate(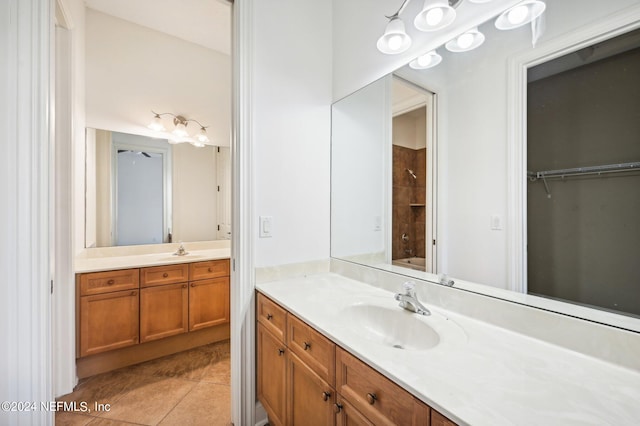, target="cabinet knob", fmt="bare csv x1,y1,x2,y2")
304,342,311,350
130,291,137,296
208,267,213,272
266,314,273,320
182,284,187,288
107,279,115,285
322,391,331,401
278,348,285,356
163,273,168,278
366,393,377,405
191,283,196,287
334,403,343,414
